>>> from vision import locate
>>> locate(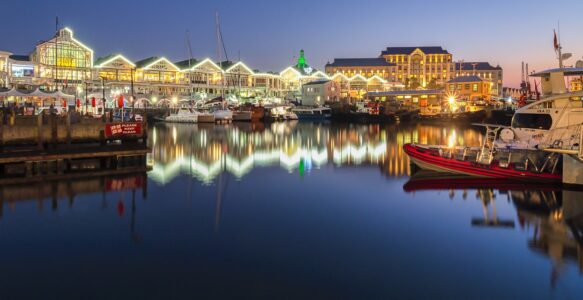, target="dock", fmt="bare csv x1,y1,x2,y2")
0,111,150,178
